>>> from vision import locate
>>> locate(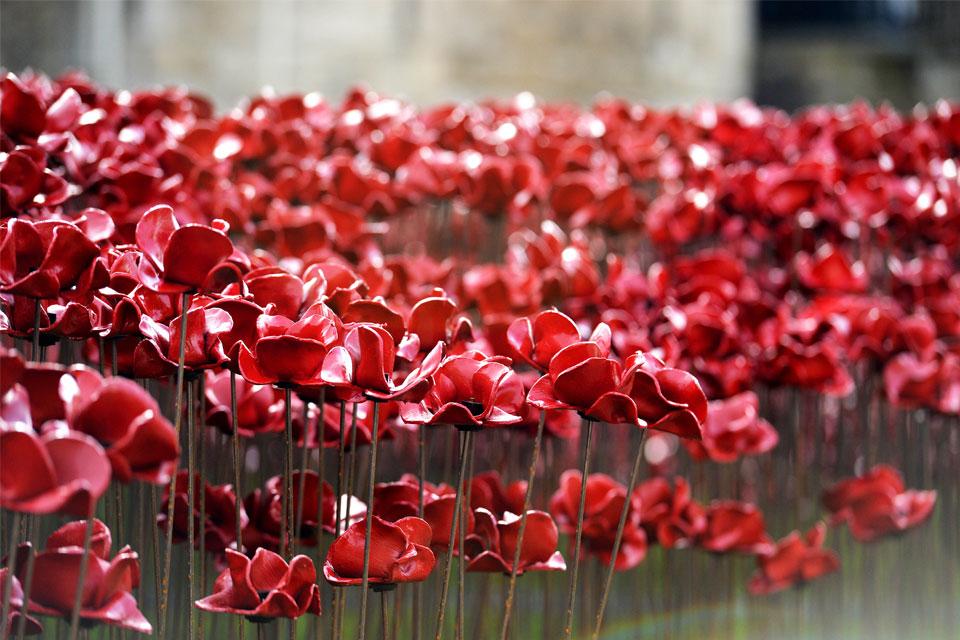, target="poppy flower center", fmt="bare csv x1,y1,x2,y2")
462,399,484,416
